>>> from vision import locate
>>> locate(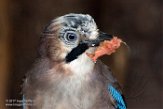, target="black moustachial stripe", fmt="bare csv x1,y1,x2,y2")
65,43,89,63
